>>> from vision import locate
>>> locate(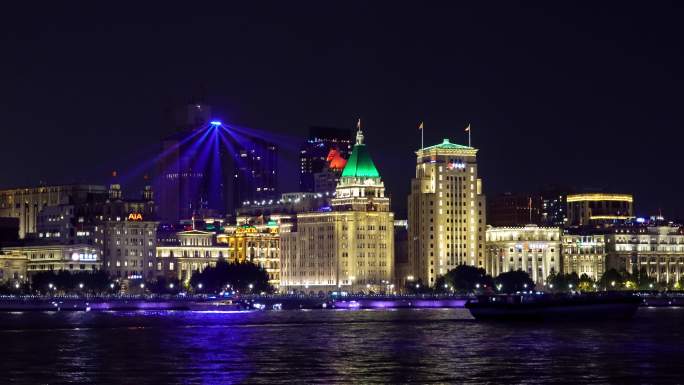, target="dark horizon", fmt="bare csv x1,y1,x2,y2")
2,2,683,220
